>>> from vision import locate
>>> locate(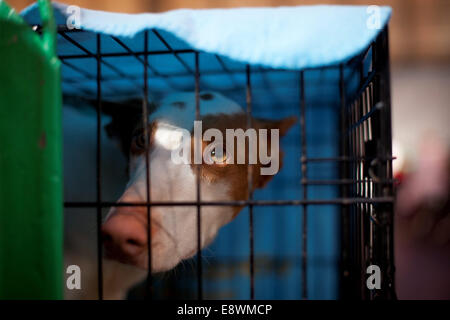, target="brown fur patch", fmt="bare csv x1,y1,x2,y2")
190,113,296,218
127,114,296,219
